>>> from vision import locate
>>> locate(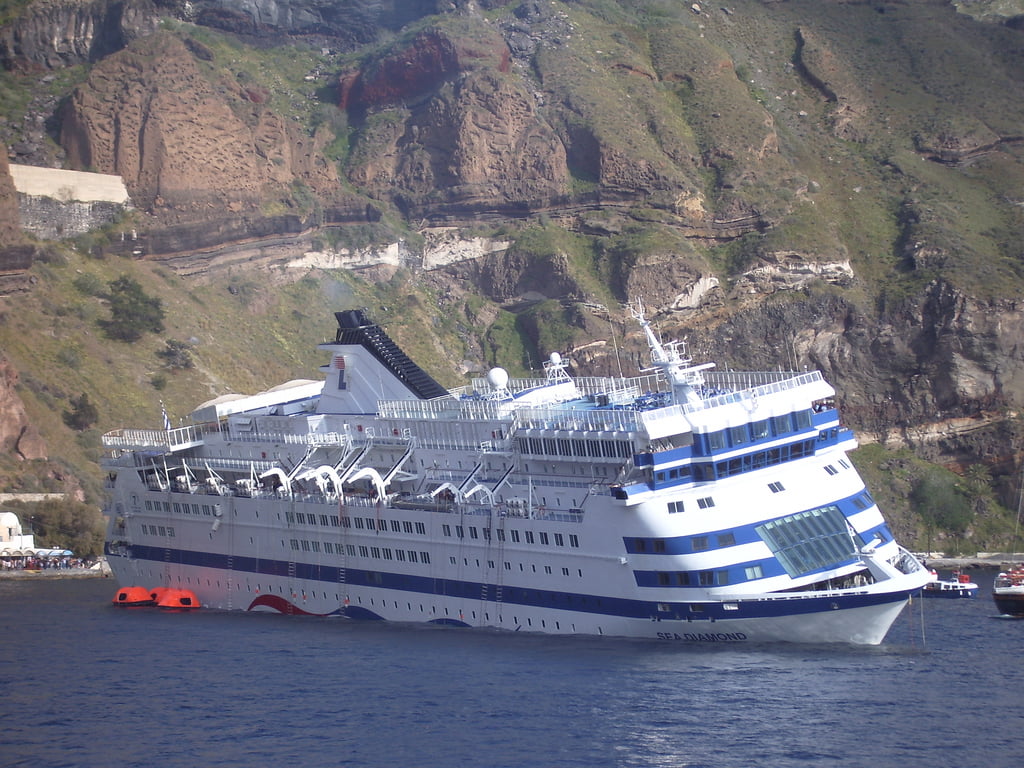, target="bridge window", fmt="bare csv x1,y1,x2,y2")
729,425,748,445
707,431,726,451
